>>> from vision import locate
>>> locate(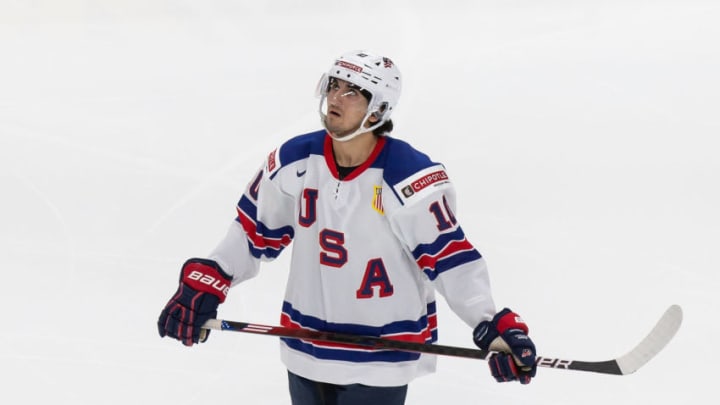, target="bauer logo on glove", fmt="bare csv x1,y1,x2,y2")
186,268,231,298
157,258,233,346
